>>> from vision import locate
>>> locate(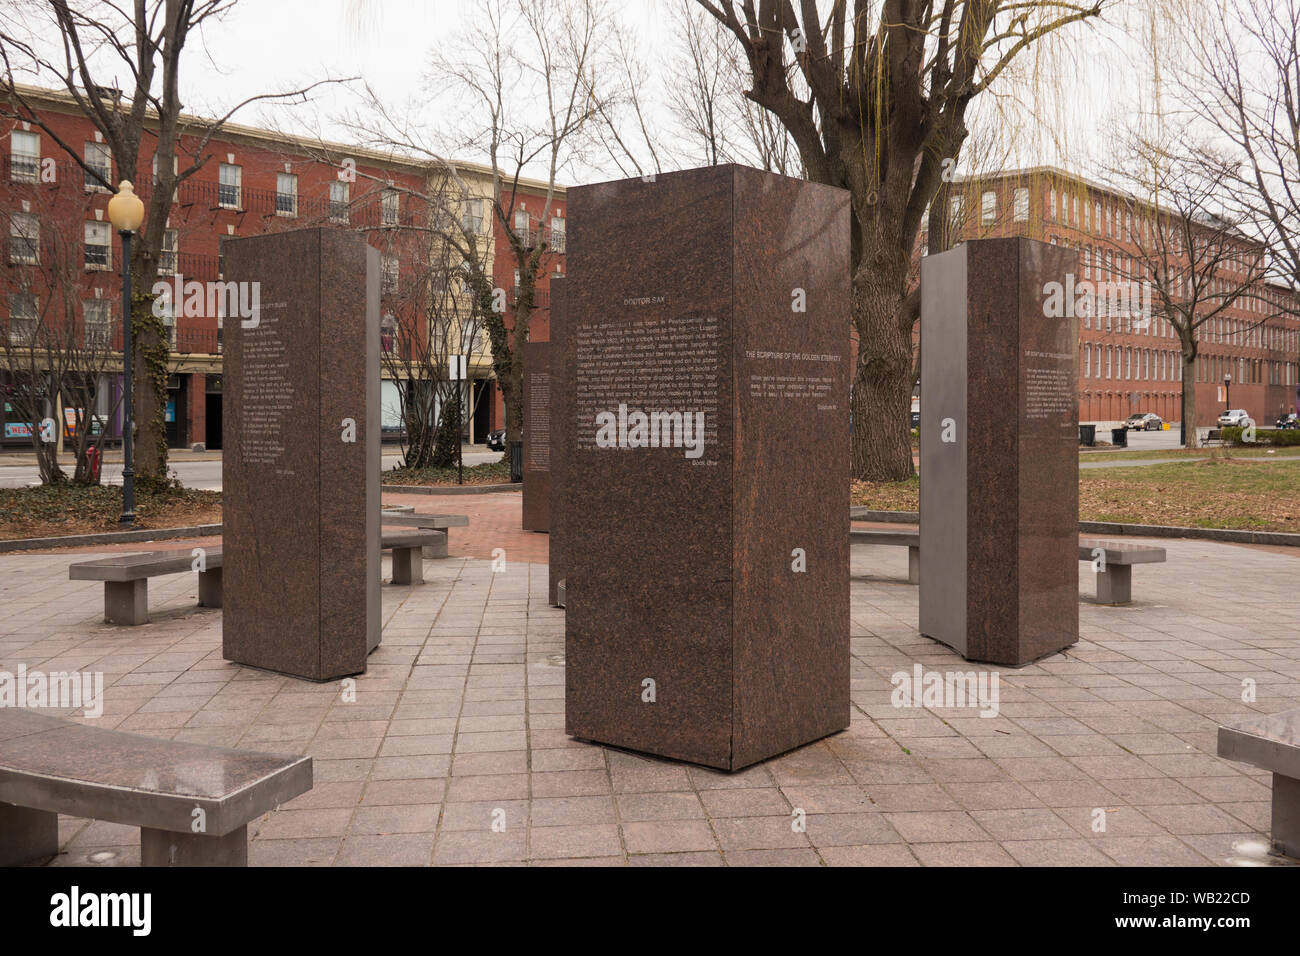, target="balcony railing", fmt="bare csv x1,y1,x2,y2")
507,285,549,310
174,327,221,355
